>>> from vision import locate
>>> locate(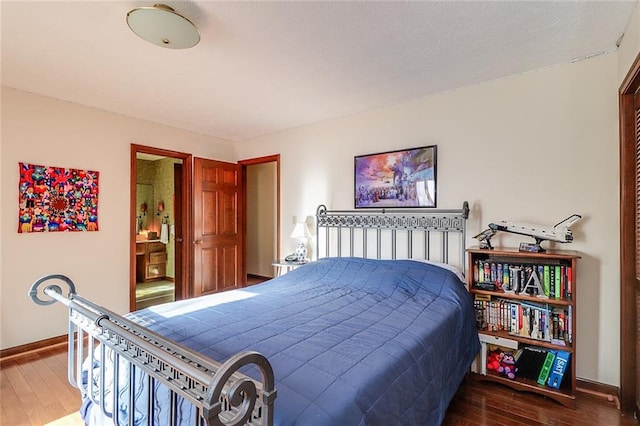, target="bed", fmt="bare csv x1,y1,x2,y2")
29,202,479,426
